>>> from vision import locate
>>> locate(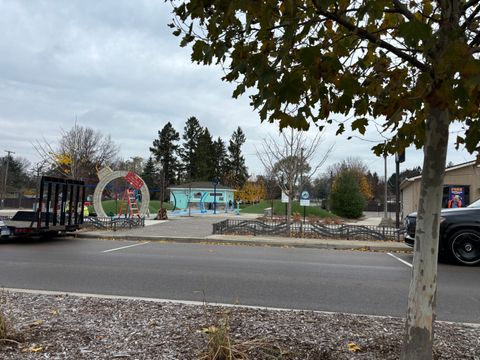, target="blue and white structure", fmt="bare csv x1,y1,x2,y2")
168,182,235,212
